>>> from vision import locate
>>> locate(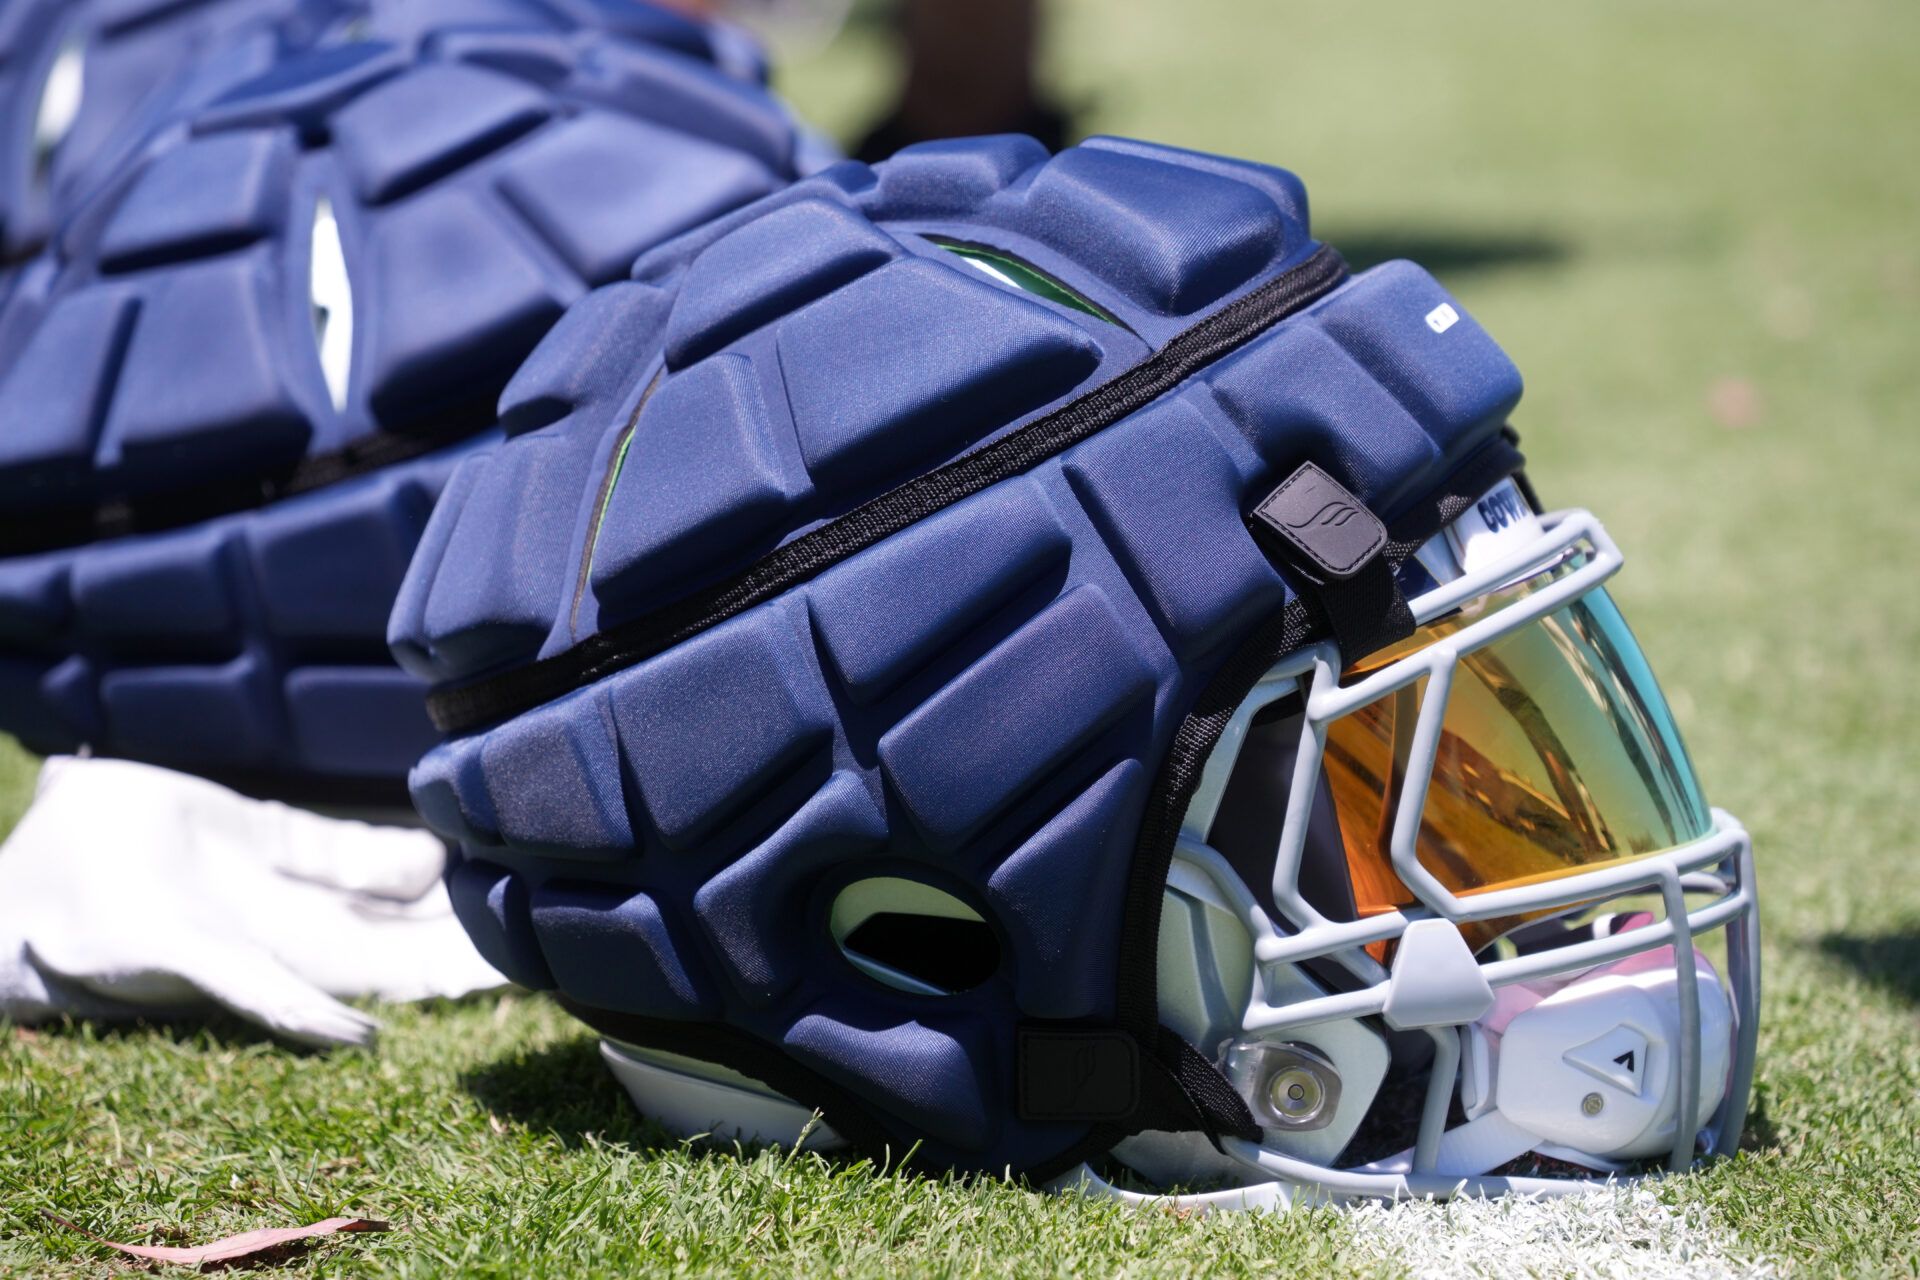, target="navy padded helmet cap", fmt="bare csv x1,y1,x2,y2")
398,136,1528,1176
0,0,808,801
